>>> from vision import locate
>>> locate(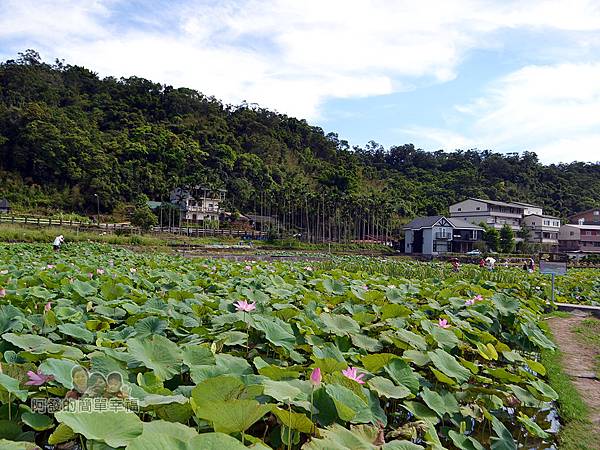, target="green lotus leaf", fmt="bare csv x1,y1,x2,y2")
392,329,427,351
193,399,272,434
252,315,296,351
384,359,420,394
2,333,84,359
367,376,411,399
320,313,360,336
48,423,75,445
0,373,28,401
57,323,94,343
350,333,381,352
134,317,167,338
21,412,54,431
191,375,245,406
324,384,371,423
38,358,79,389
420,388,459,417
427,349,471,383
0,440,39,450
273,407,314,434
71,279,97,298
448,430,485,450
359,353,399,373
55,409,143,448
182,345,215,367
127,335,183,381
516,413,549,439
490,416,517,450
